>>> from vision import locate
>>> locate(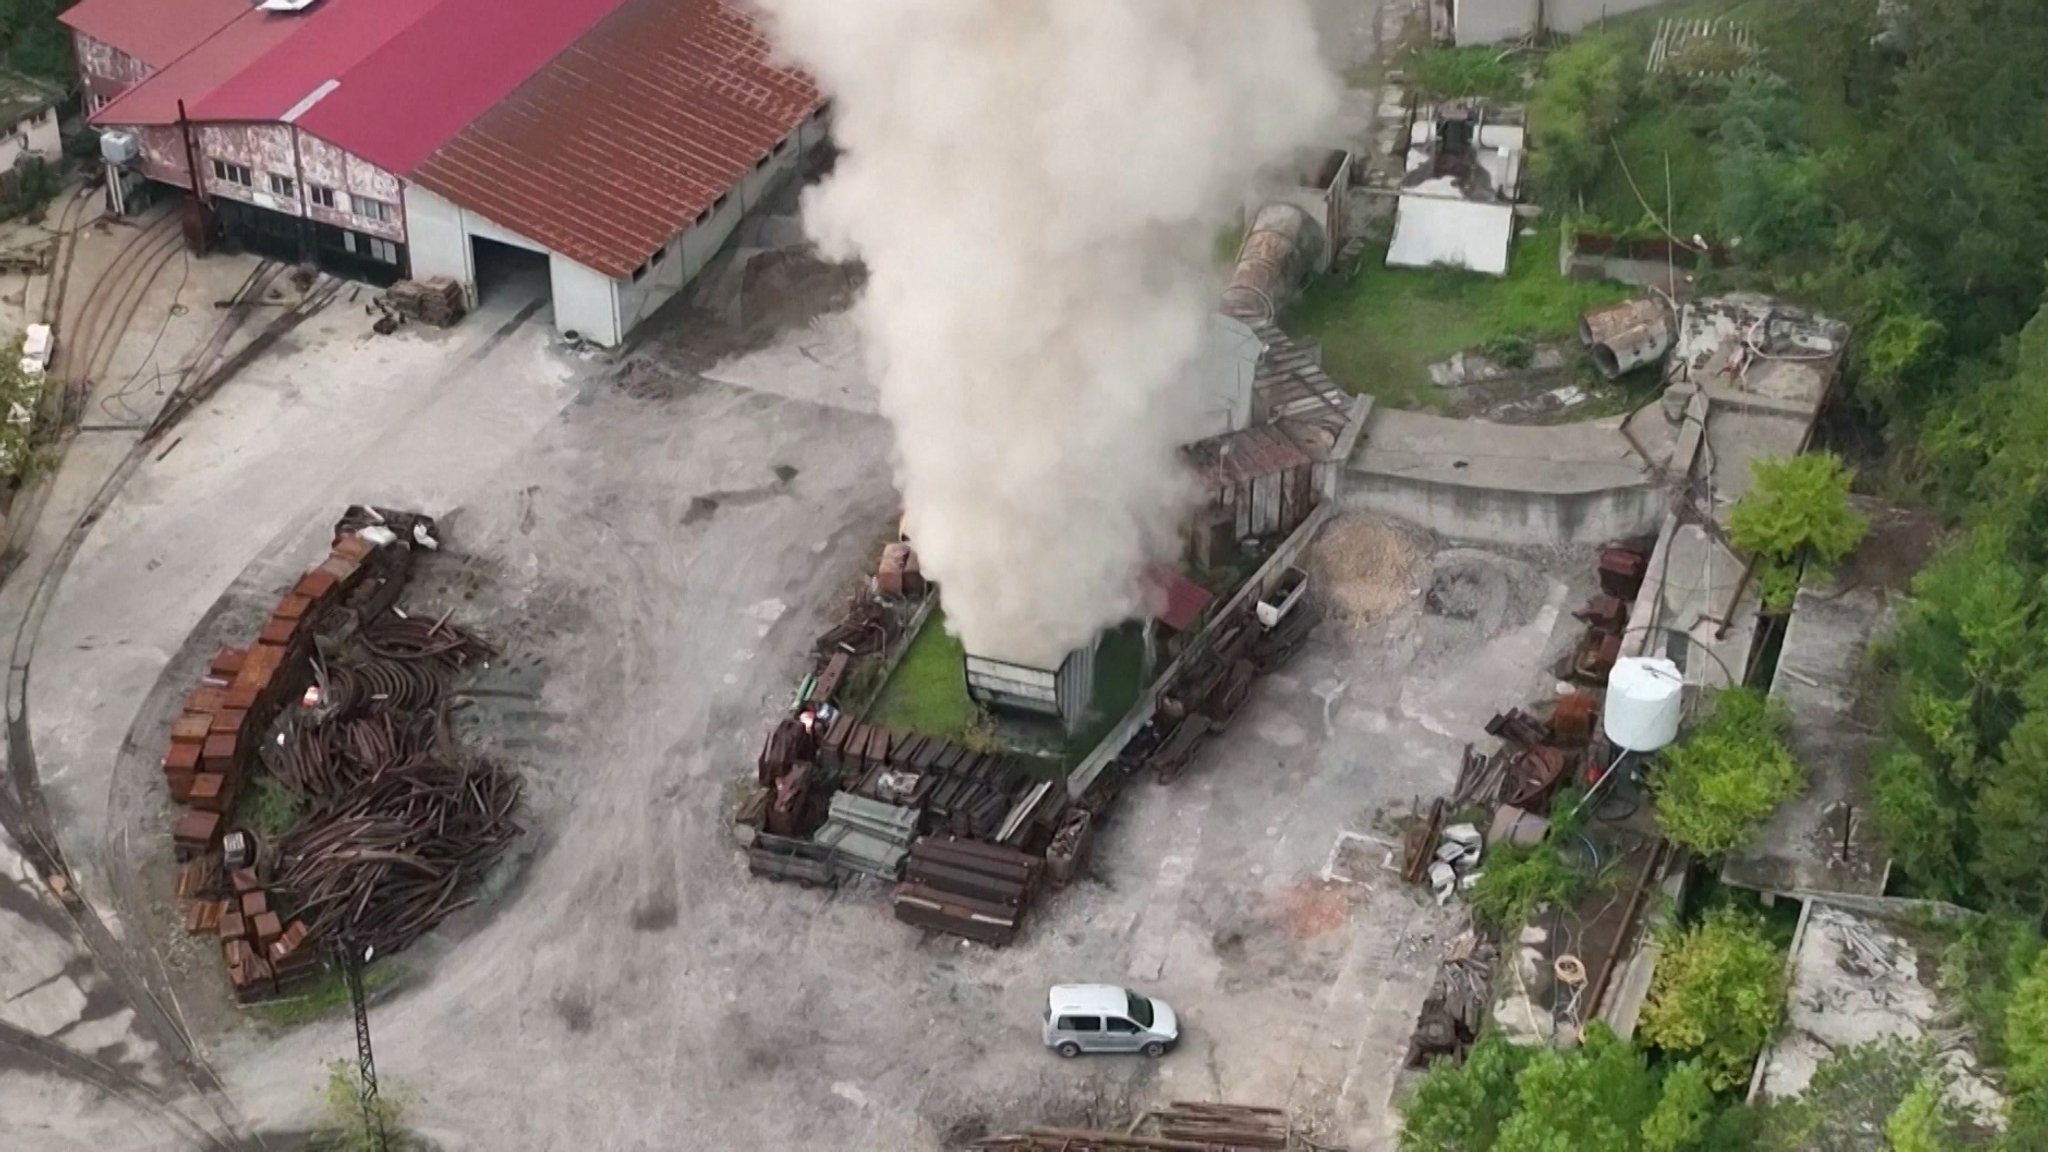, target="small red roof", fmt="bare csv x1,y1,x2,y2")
1144,564,1214,634
61,0,249,70
409,0,821,279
